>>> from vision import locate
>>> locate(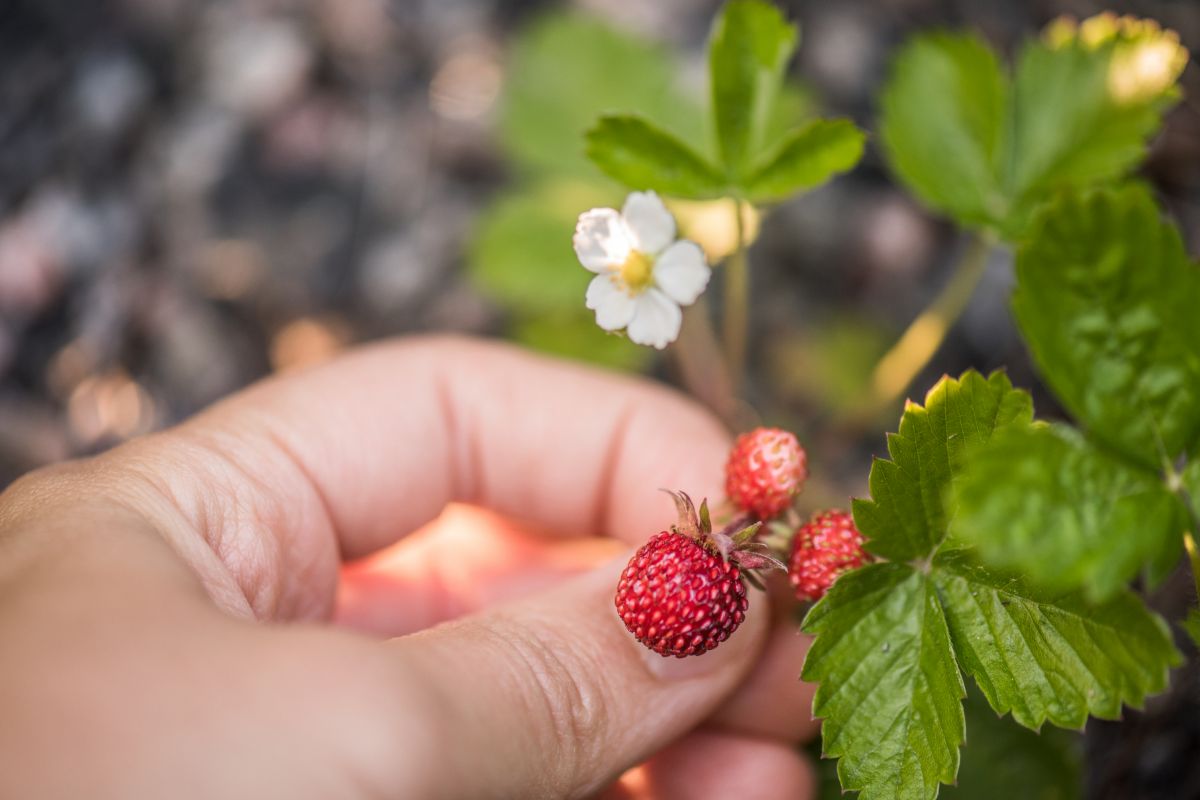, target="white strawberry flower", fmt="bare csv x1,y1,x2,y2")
572,191,711,349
